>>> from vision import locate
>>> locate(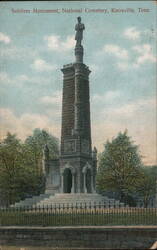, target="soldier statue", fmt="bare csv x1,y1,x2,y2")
75,17,85,46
